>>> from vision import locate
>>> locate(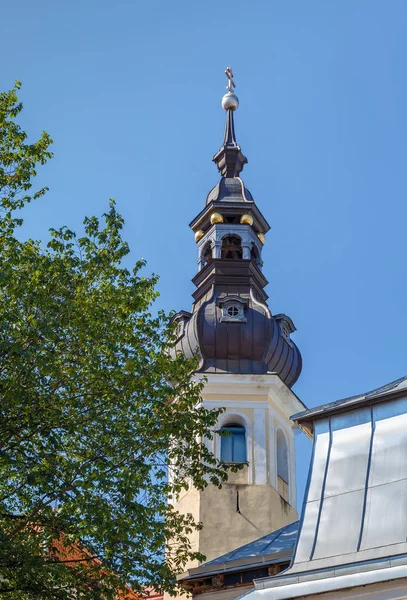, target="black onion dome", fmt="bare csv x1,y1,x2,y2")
171,290,302,388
